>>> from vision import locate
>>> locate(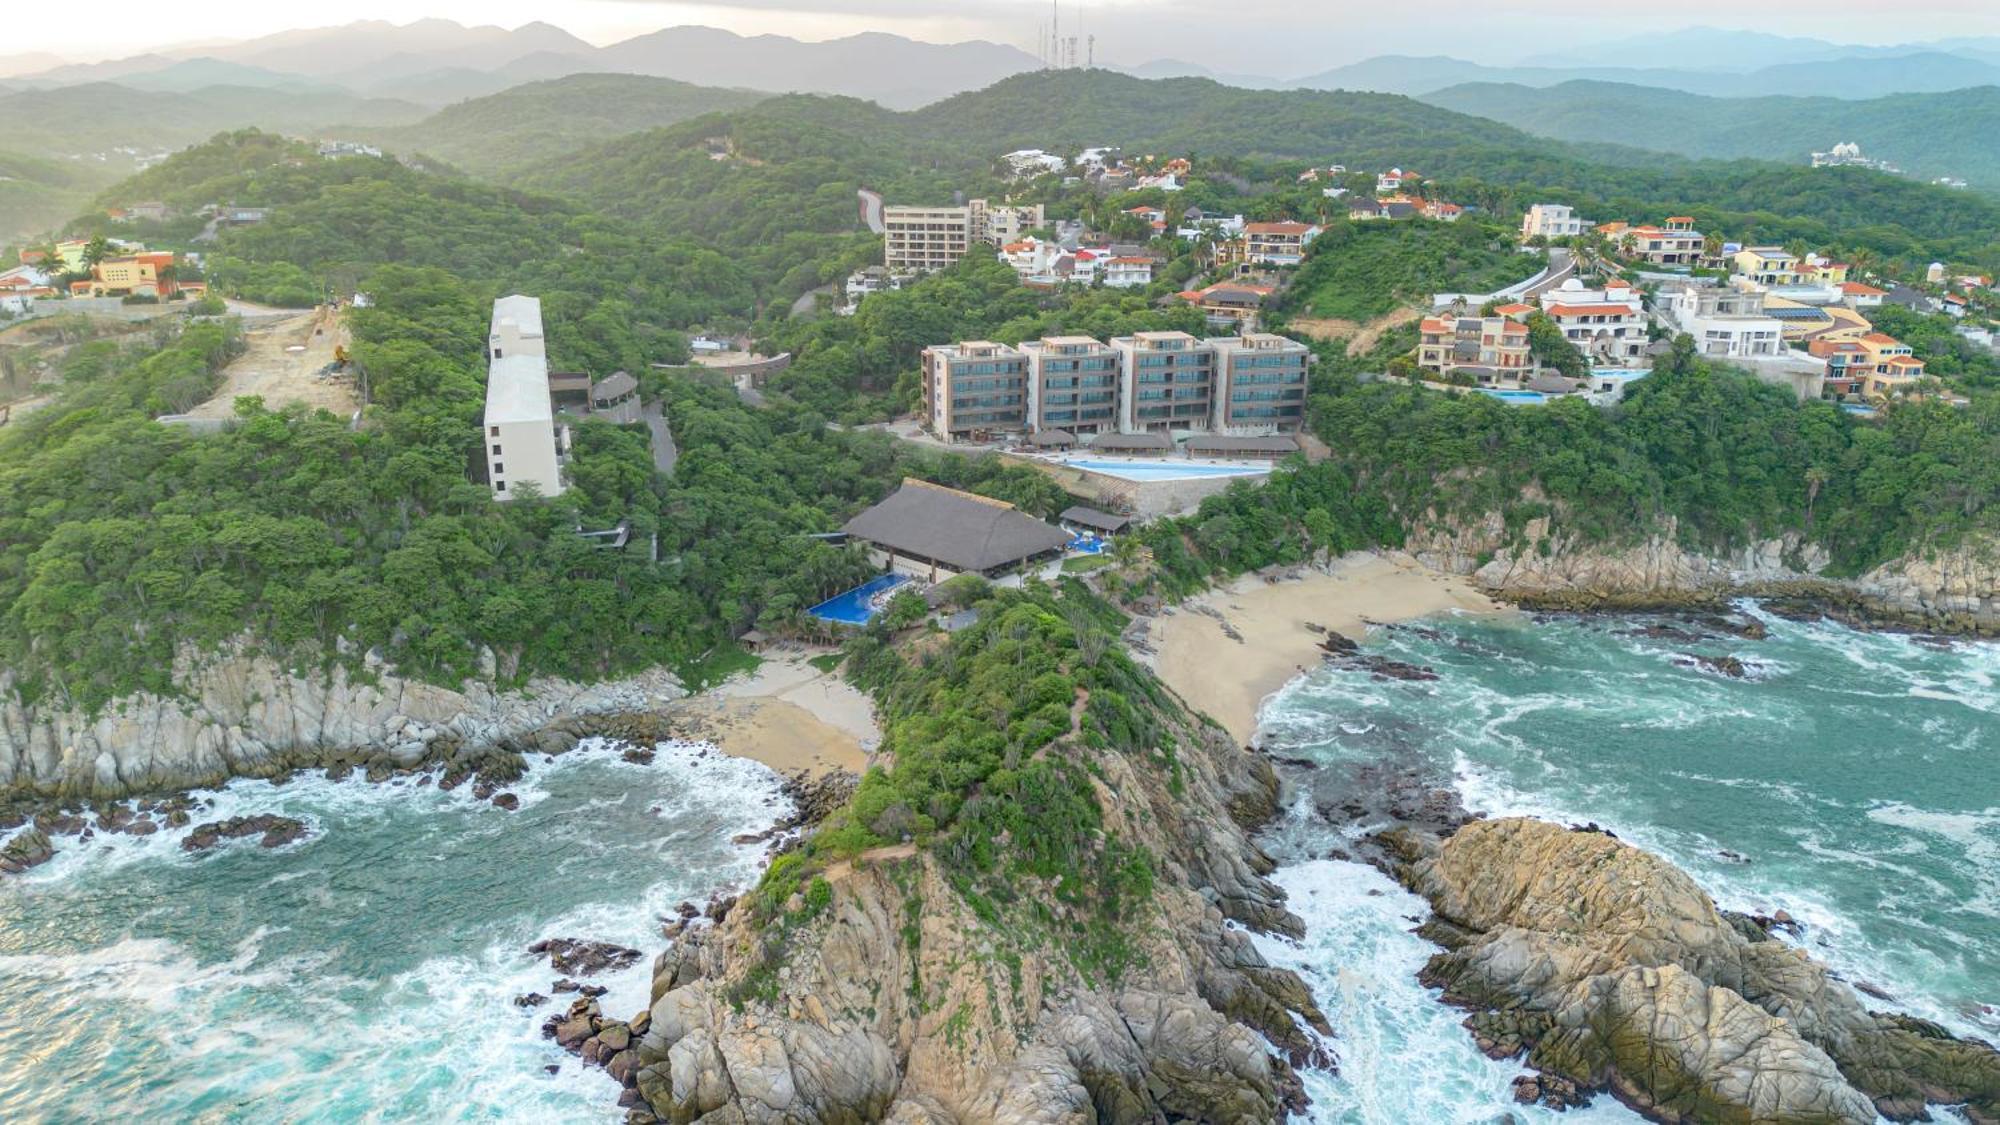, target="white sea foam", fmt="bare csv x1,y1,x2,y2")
1259,859,1644,1124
